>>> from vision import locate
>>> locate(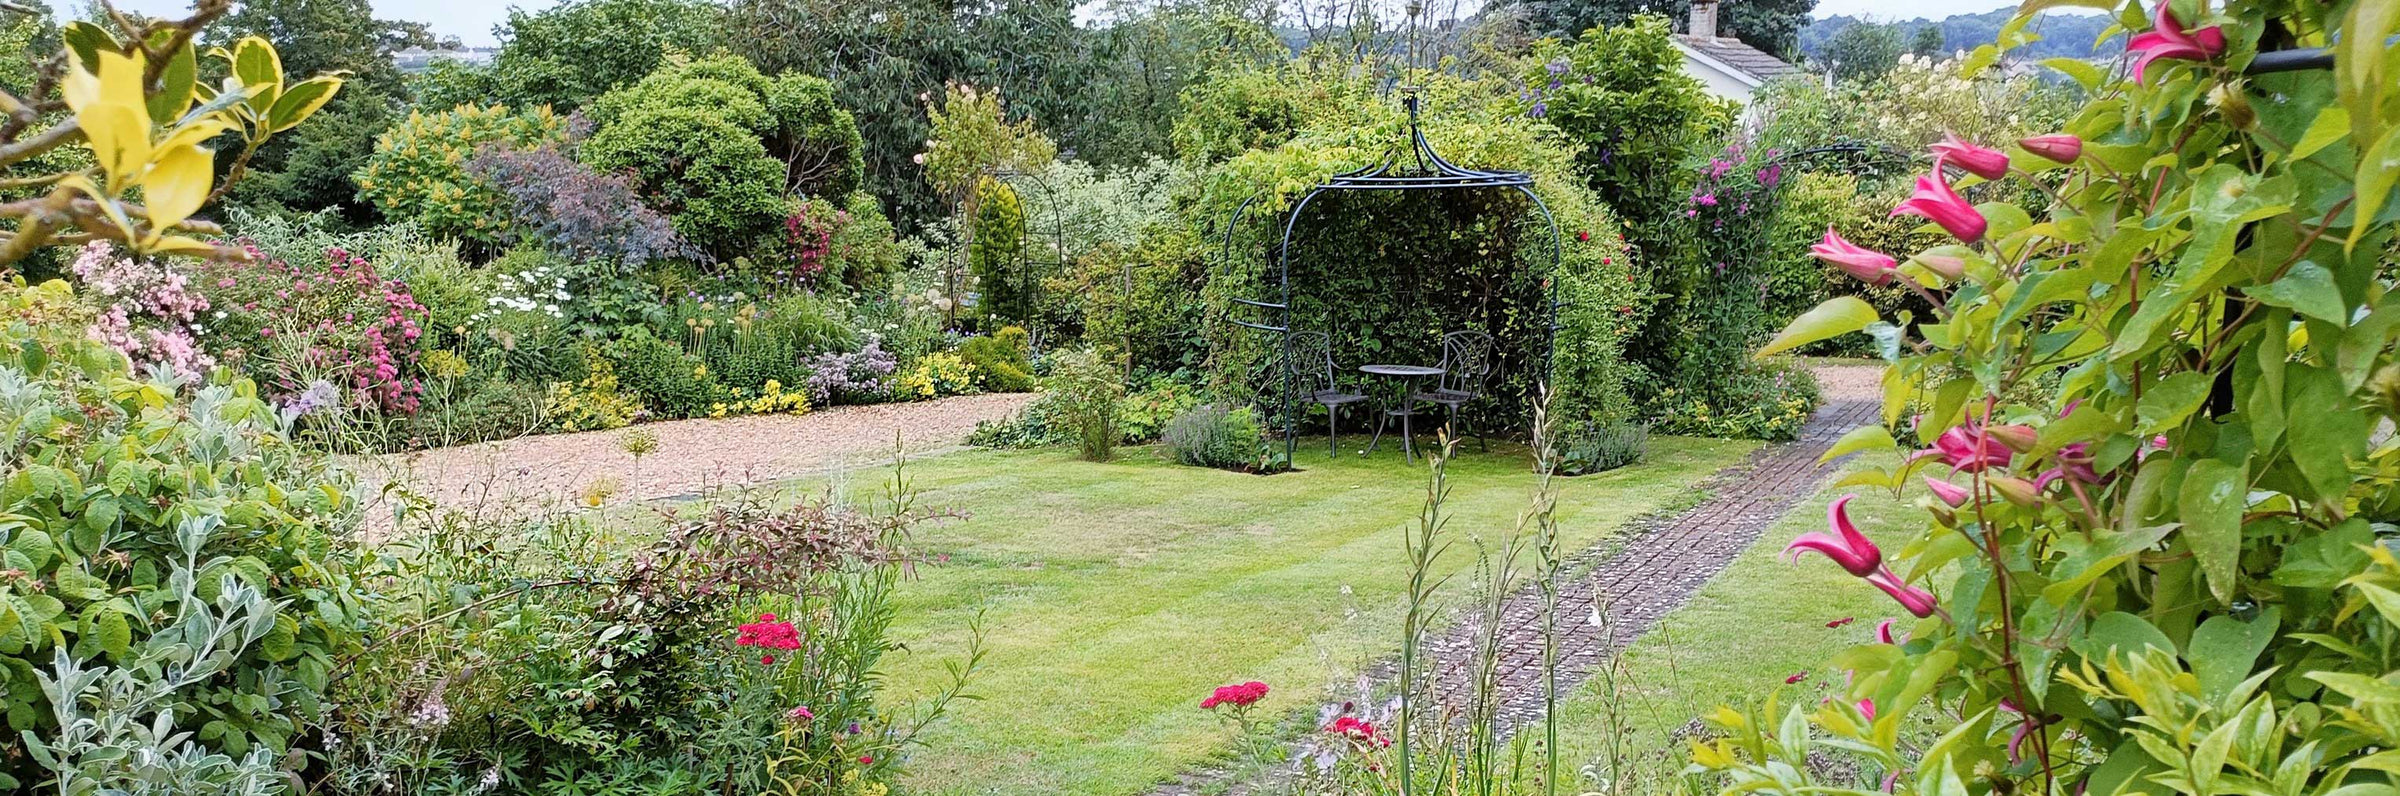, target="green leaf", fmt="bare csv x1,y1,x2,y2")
1756,297,1878,359
2179,458,2247,603
93,609,129,658
1818,425,1895,465
2351,123,2400,253
265,76,341,133
2075,612,2175,664
2245,261,2348,324
2189,608,2279,704
2285,366,2368,501
2135,371,2210,434
2308,672,2400,704
145,41,197,125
